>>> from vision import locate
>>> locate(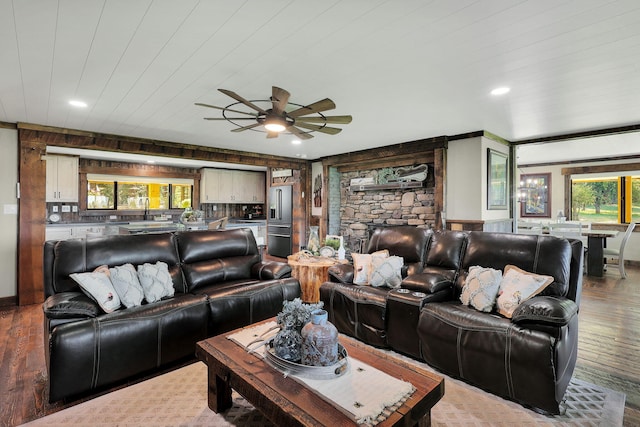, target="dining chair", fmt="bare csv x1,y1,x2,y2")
517,221,544,235
603,223,636,279
550,222,589,272
549,222,584,240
